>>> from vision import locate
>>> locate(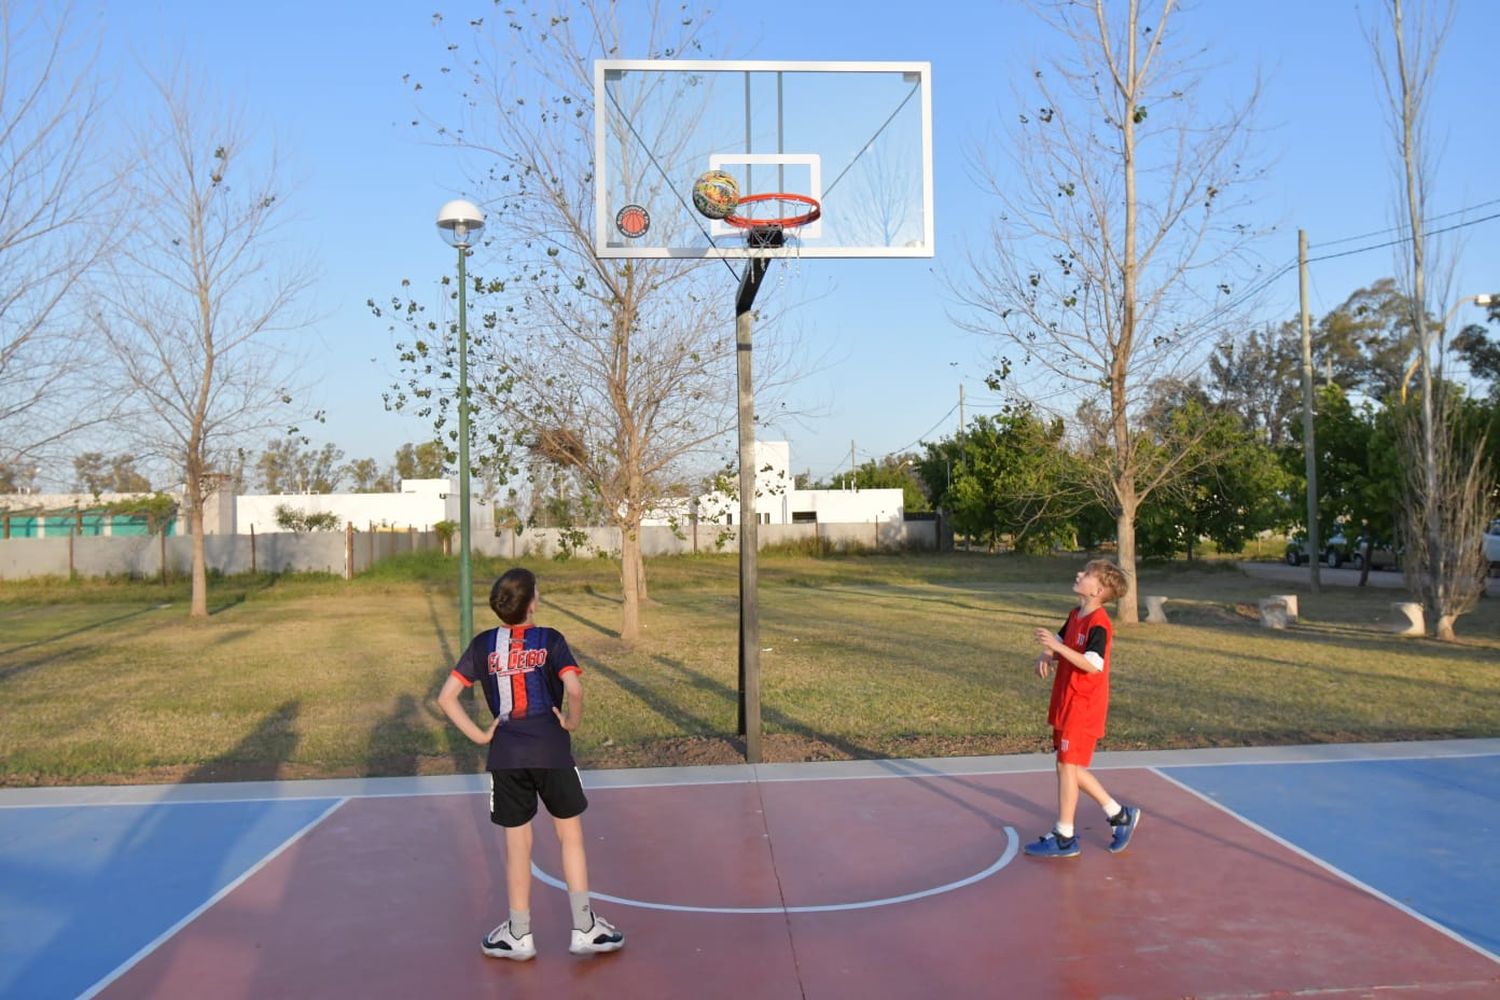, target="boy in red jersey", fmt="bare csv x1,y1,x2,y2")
1023,559,1142,858
436,568,624,959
